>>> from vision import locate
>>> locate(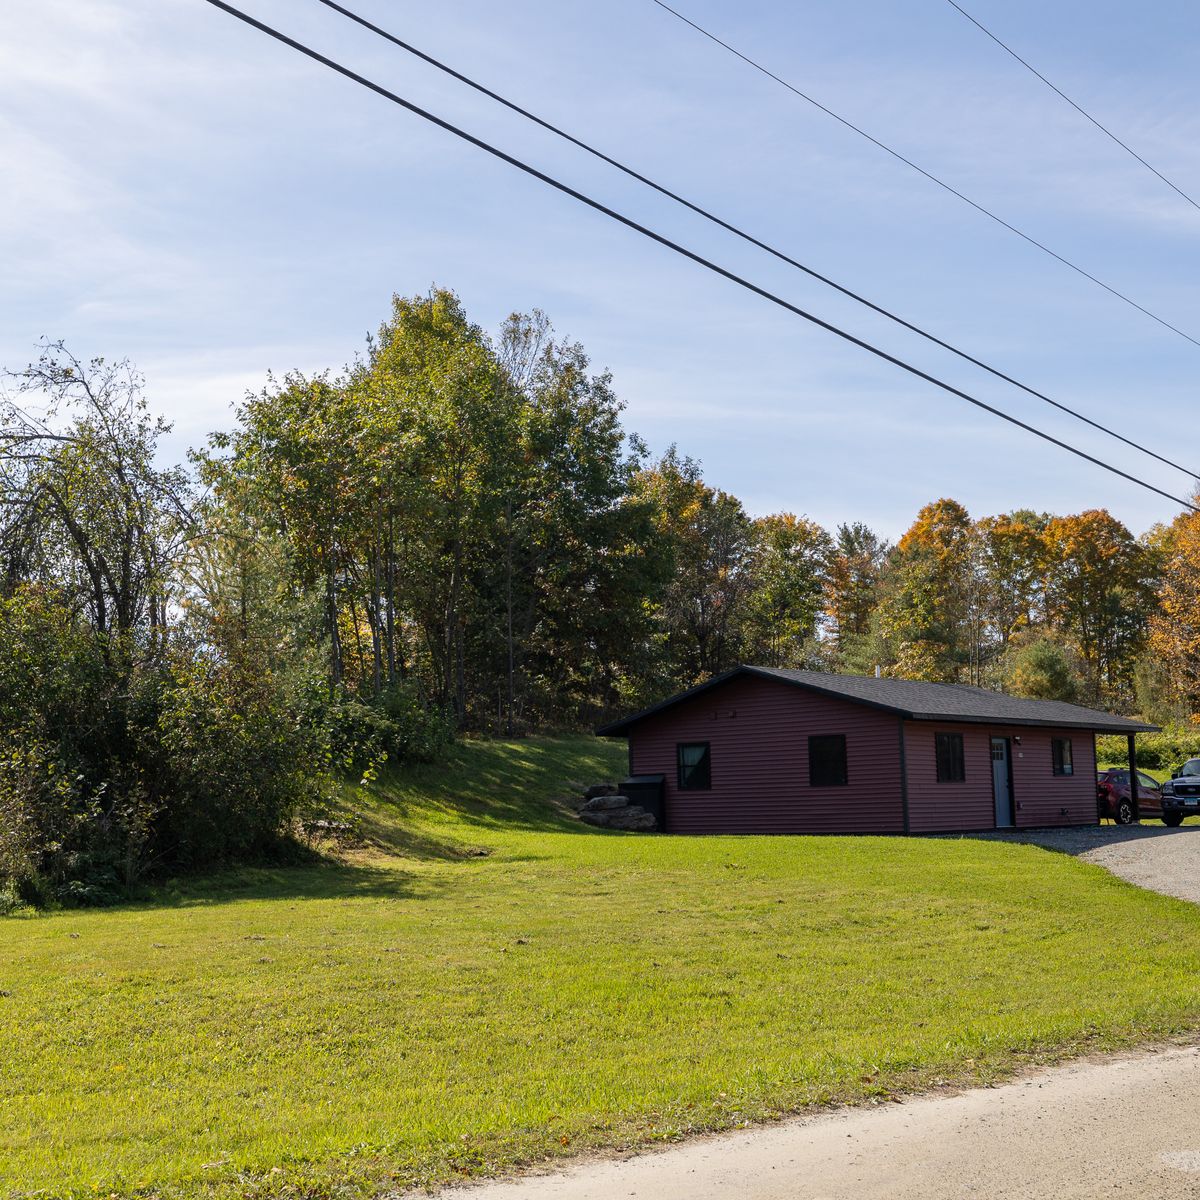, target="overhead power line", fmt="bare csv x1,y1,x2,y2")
312,0,1190,479
648,0,1200,351
945,0,1200,215
198,0,1198,515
